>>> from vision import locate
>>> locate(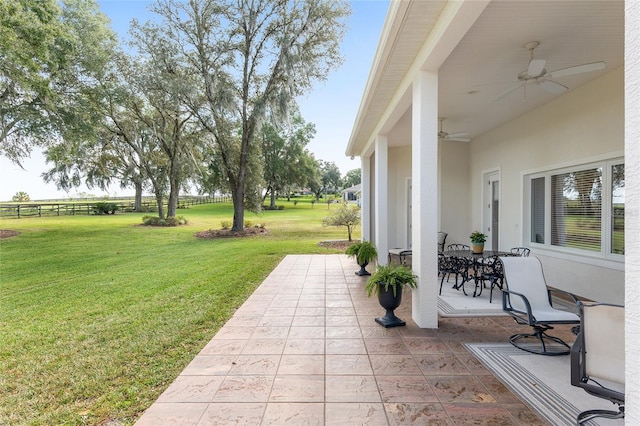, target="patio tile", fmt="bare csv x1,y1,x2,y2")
415,353,472,376
283,338,325,355
213,376,274,402
325,375,381,402
240,338,286,355
262,403,324,425
181,355,237,376
288,326,325,339
197,402,266,425
292,315,325,326
325,354,374,375
278,354,325,375
369,354,422,376
476,375,523,404
325,326,362,338
427,376,497,404
325,338,367,354
228,354,281,375
250,326,290,339
364,338,411,355
326,314,360,326
199,339,246,355
135,402,208,426
384,402,452,425
325,402,388,424
376,376,439,403
442,403,516,425
137,255,551,426
269,375,325,402
403,337,450,354
157,376,224,403
258,316,294,327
